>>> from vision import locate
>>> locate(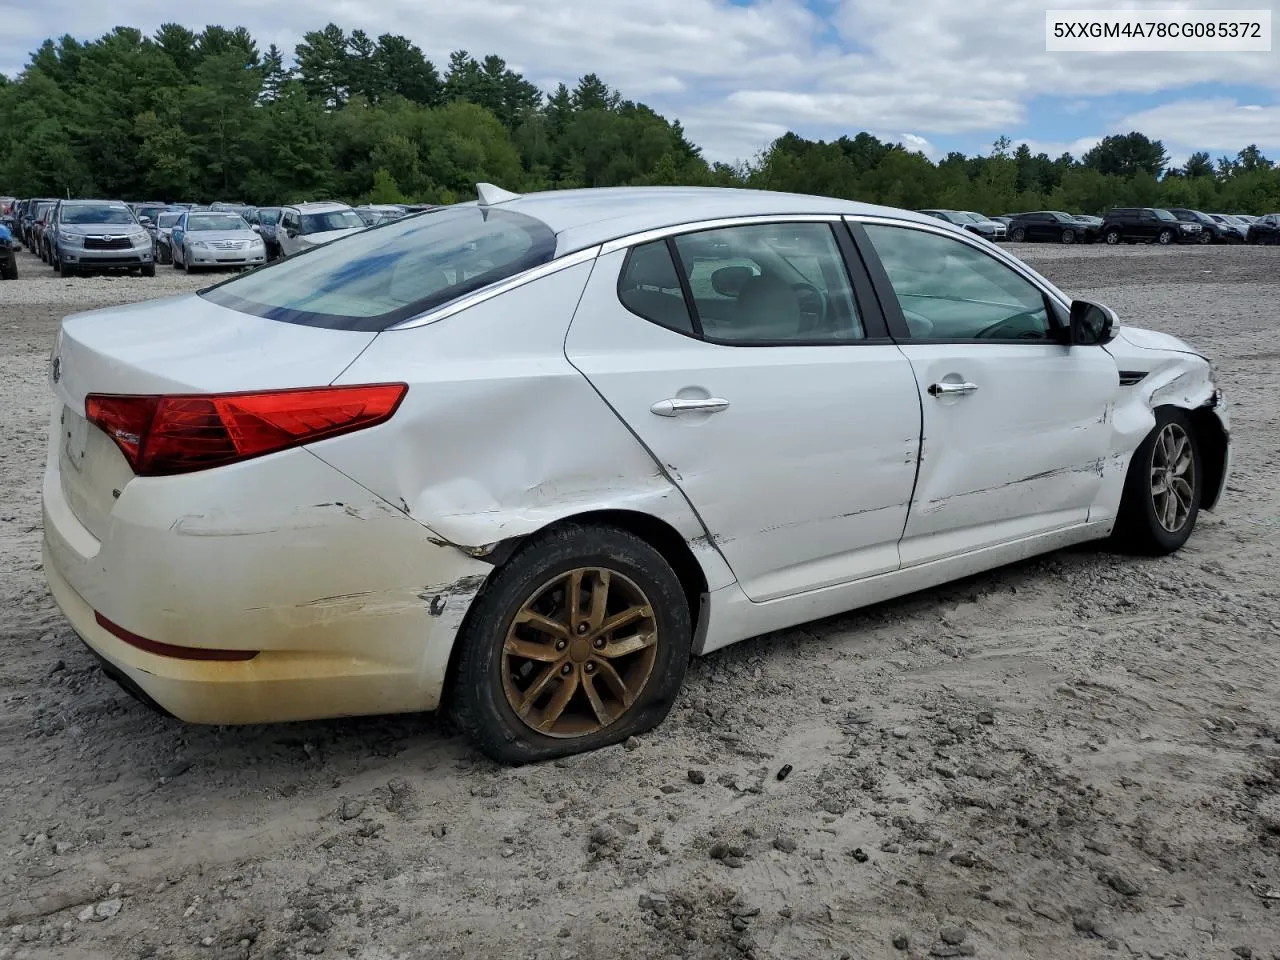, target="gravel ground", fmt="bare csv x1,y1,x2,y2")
1,242,1279,960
